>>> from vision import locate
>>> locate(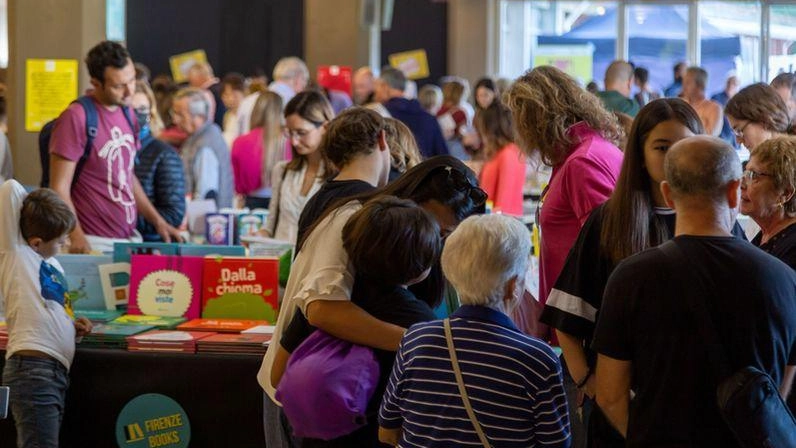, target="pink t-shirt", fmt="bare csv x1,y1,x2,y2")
231,128,264,195
49,95,138,238
538,122,622,306
480,143,526,217
230,128,293,196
